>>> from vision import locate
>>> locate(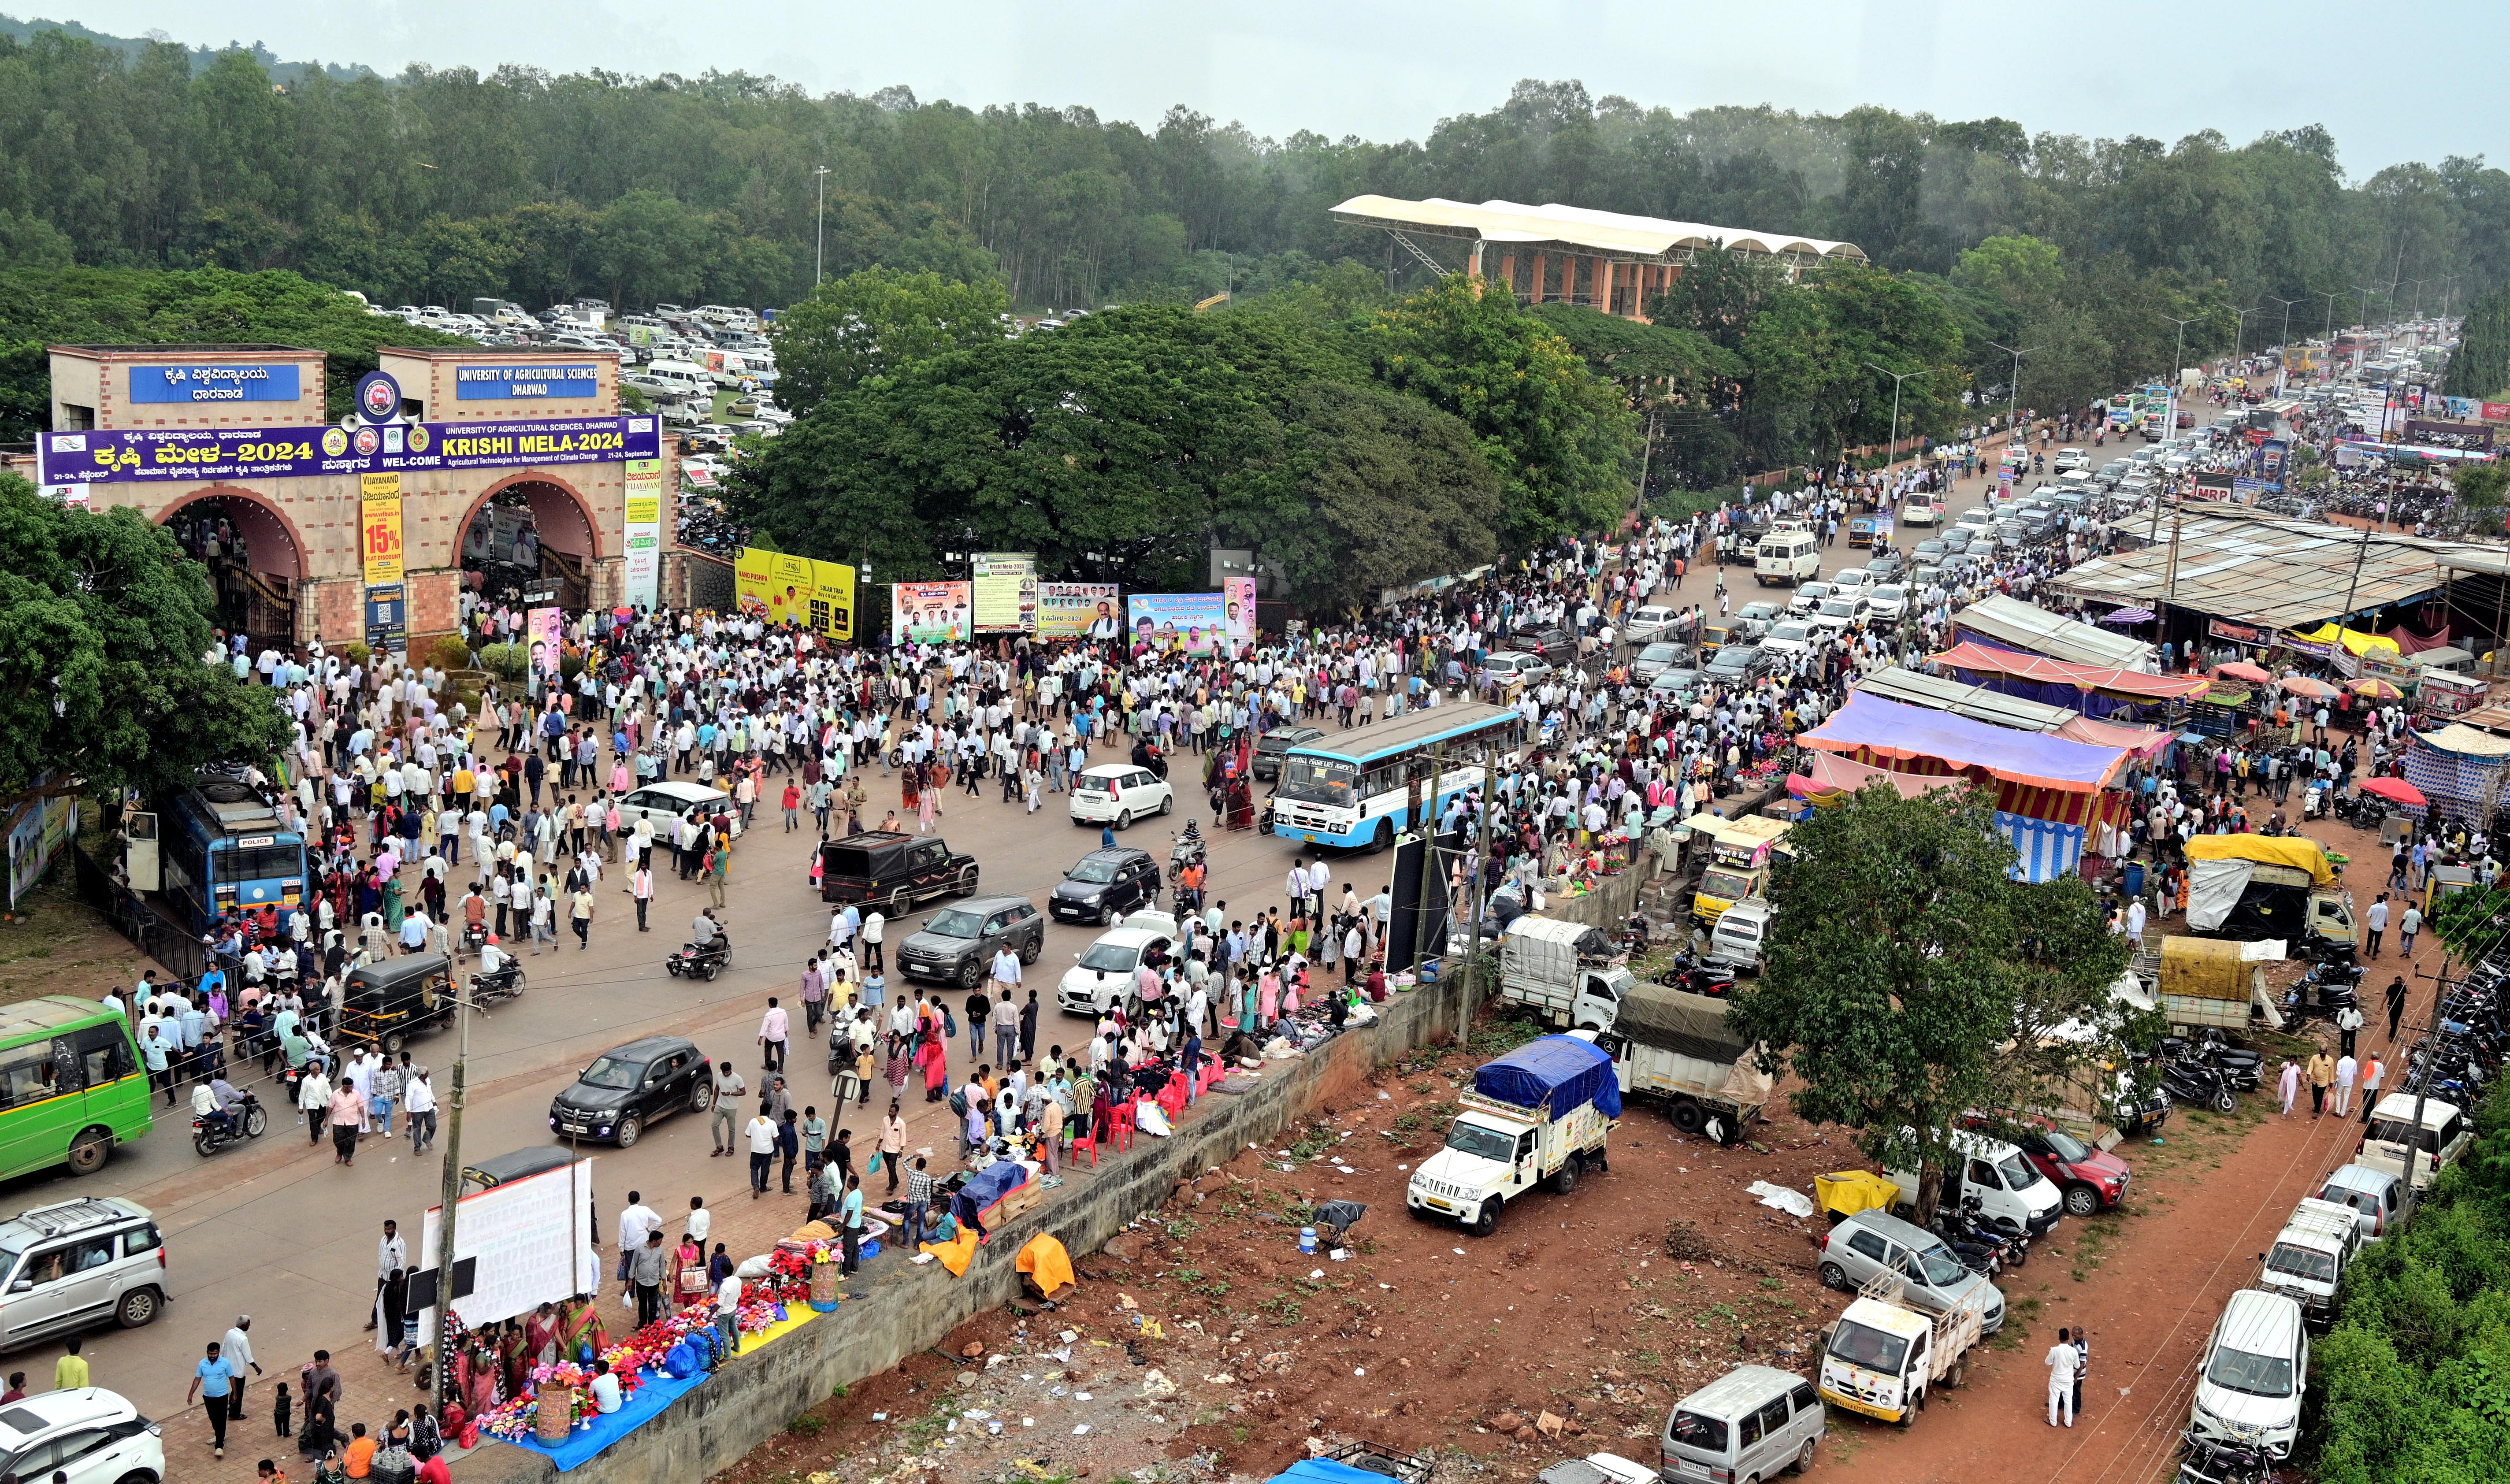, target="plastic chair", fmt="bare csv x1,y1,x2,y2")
1069,1130,1099,1169
1158,1075,1187,1120
1110,1101,1137,1153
